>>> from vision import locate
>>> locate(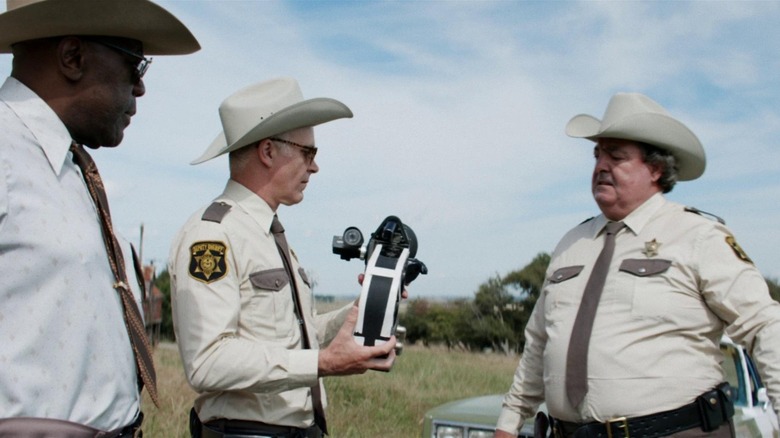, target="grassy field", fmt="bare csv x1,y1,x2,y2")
141,343,519,437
